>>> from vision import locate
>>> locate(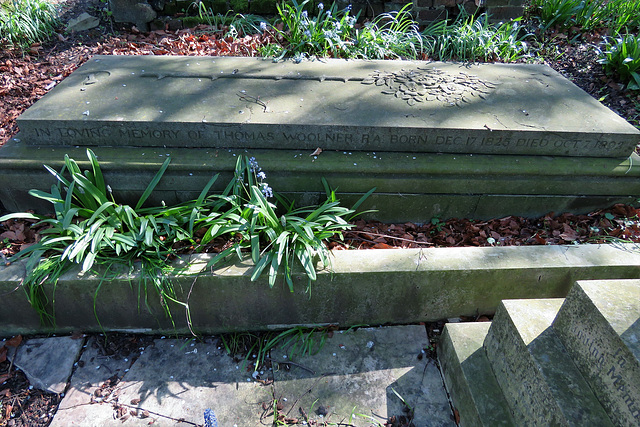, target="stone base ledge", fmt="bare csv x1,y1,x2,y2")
1,243,639,335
